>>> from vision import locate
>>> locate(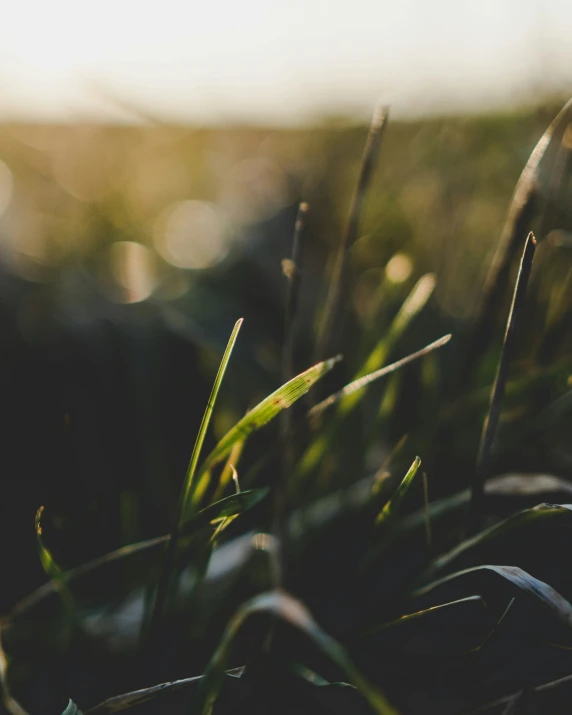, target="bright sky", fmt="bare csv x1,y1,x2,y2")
1,0,571,124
